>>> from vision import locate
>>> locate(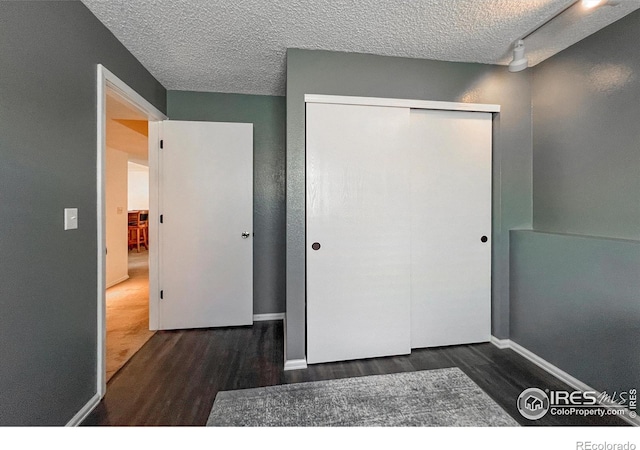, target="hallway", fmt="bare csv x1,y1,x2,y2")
106,249,154,381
